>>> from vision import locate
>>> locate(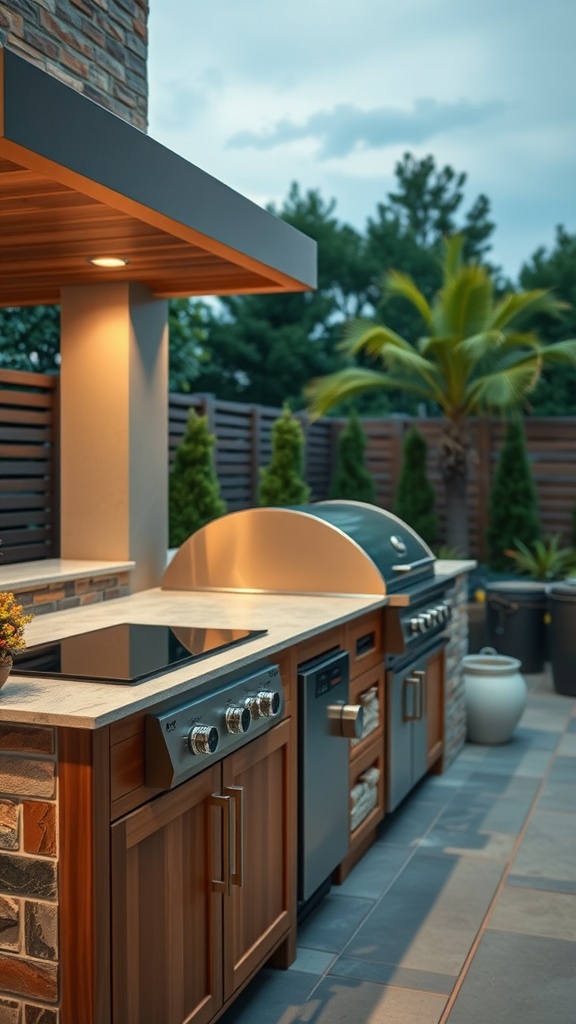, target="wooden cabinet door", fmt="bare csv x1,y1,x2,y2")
221,718,294,1000
426,646,445,768
111,764,223,1024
